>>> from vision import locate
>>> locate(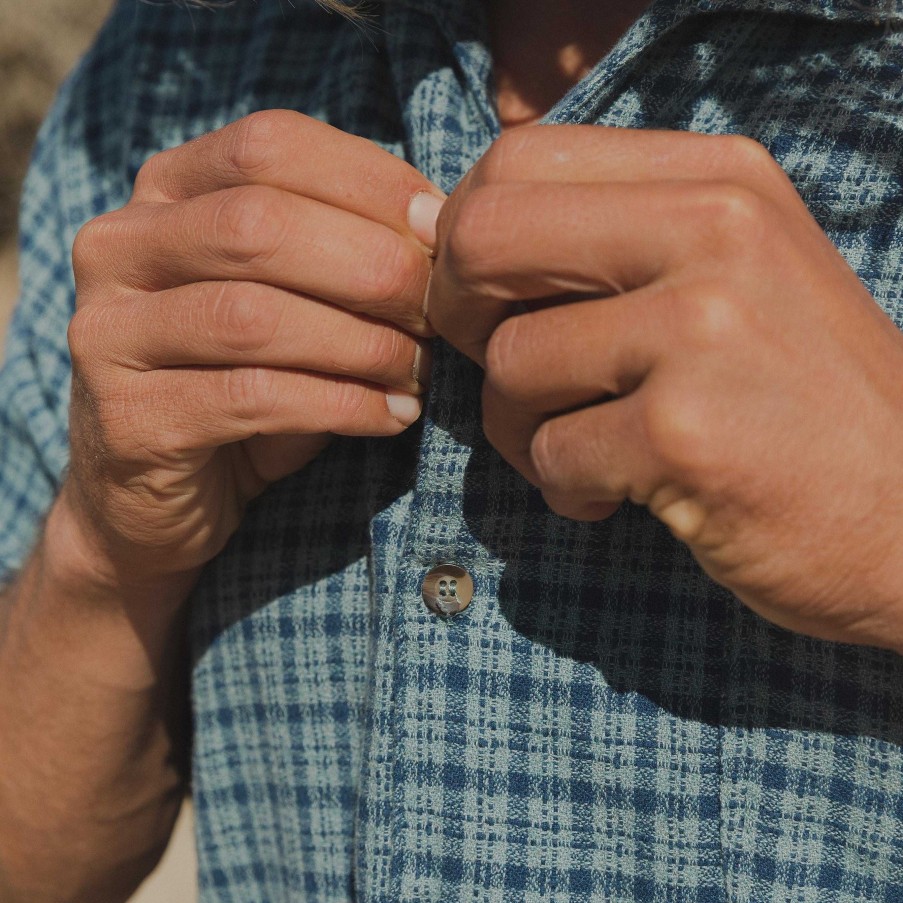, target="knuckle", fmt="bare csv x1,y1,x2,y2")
641,388,714,480
445,186,506,279
223,367,277,421
356,324,408,376
714,134,776,178
529,419,565,489
695,182,769,249
72,213,117,276
484,316,529,400
356,235,422,307
71,223,94,274
207,282,279,355
132,150,171,199
324,379,368,426
679,284,748,351
67,305,115,369
208,186,284,267
479,127,543,183
224,111,291,179
67,308,95,366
